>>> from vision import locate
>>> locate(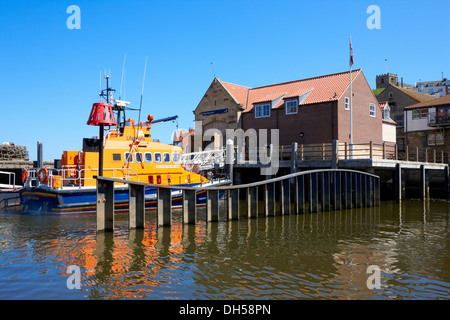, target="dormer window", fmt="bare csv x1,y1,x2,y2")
383,106,390,120
285,100,298,114
255,103,271,118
